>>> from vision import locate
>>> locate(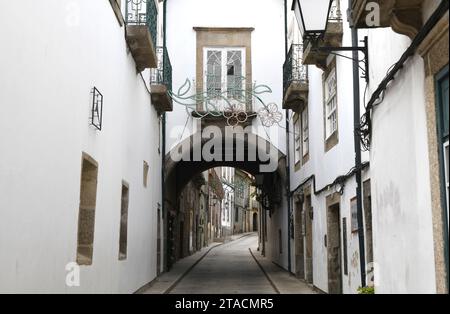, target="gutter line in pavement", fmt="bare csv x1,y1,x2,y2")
249,248,281,294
